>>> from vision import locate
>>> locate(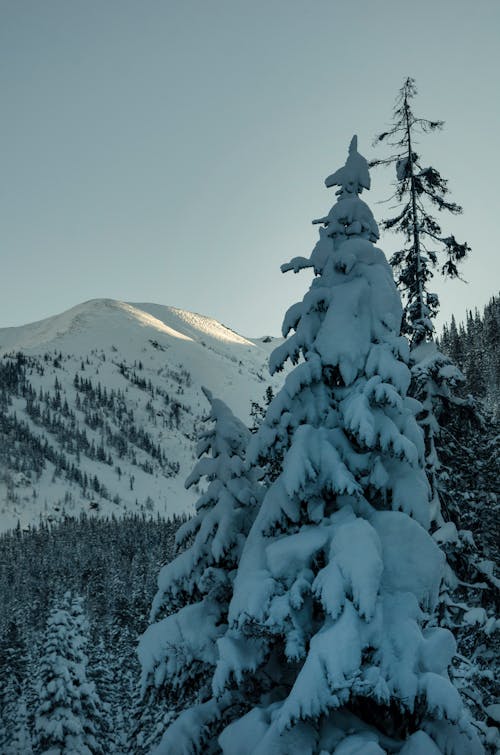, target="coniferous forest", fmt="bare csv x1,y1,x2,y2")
0,81,499,754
